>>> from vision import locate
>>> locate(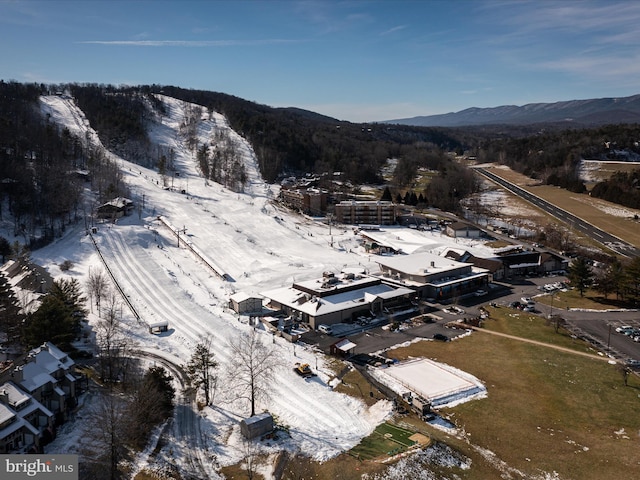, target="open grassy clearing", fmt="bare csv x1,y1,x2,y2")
581,160,640,184
385,309,640,480
534,287,633,311
481,305,603,353
530,185,640,247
